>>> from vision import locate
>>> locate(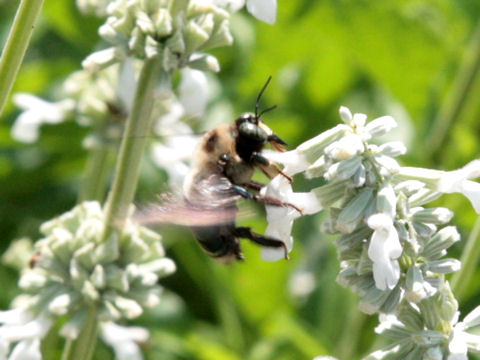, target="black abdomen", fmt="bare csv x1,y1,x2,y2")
191,223,243,261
